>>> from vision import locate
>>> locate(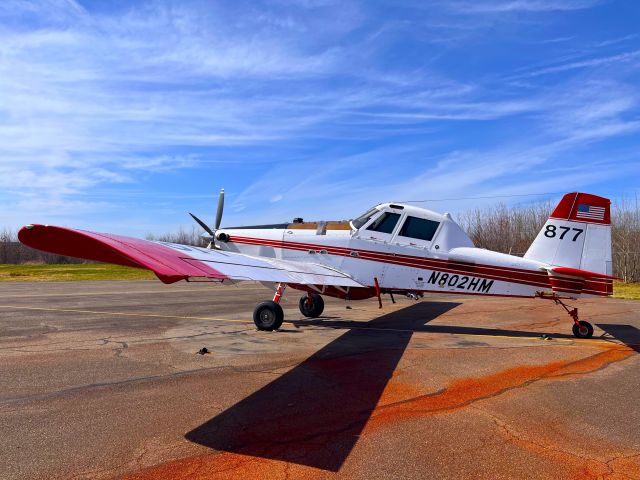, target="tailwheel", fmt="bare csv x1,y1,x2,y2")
253,301,284,331
572,320,594,339
299,293,324,318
